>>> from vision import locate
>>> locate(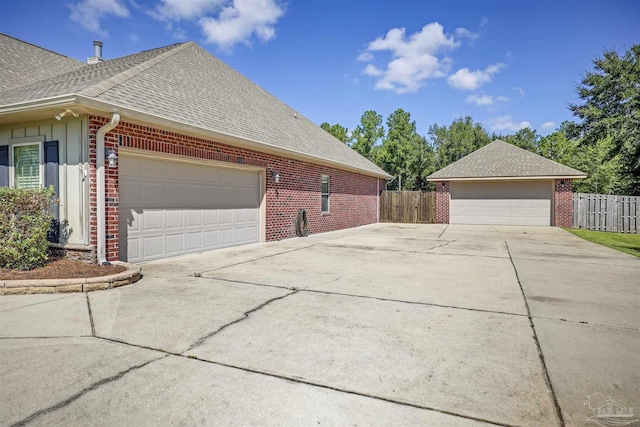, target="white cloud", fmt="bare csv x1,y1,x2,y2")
489,115,531,131
541,121,556,130
357,23,459,94
465,93,493,106
69,0,129,35
356,51,374,62
455,27,479,41
447,63,503,90
153,0,224,21
512,86,525,97
465,93,508,107
152,0,285,51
